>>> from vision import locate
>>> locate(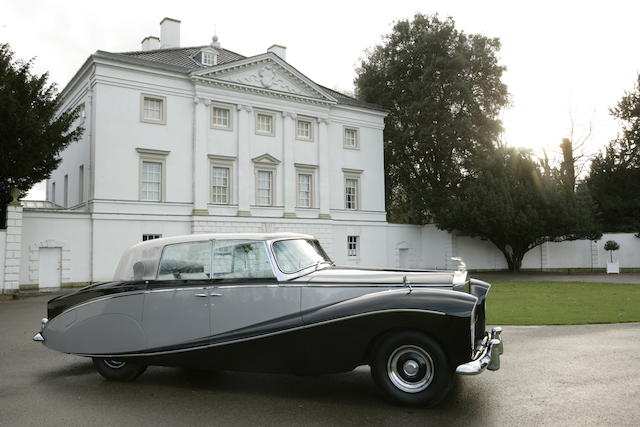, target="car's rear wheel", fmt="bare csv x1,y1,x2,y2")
92,357,147,381
370,331,453,406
